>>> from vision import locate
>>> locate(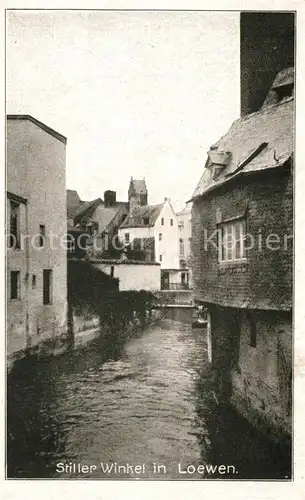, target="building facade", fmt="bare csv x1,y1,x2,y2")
191,67,293,443
93,260,161,291
7,115,67,364
176,204,193,289
67,190,129,259
119,179,181,289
